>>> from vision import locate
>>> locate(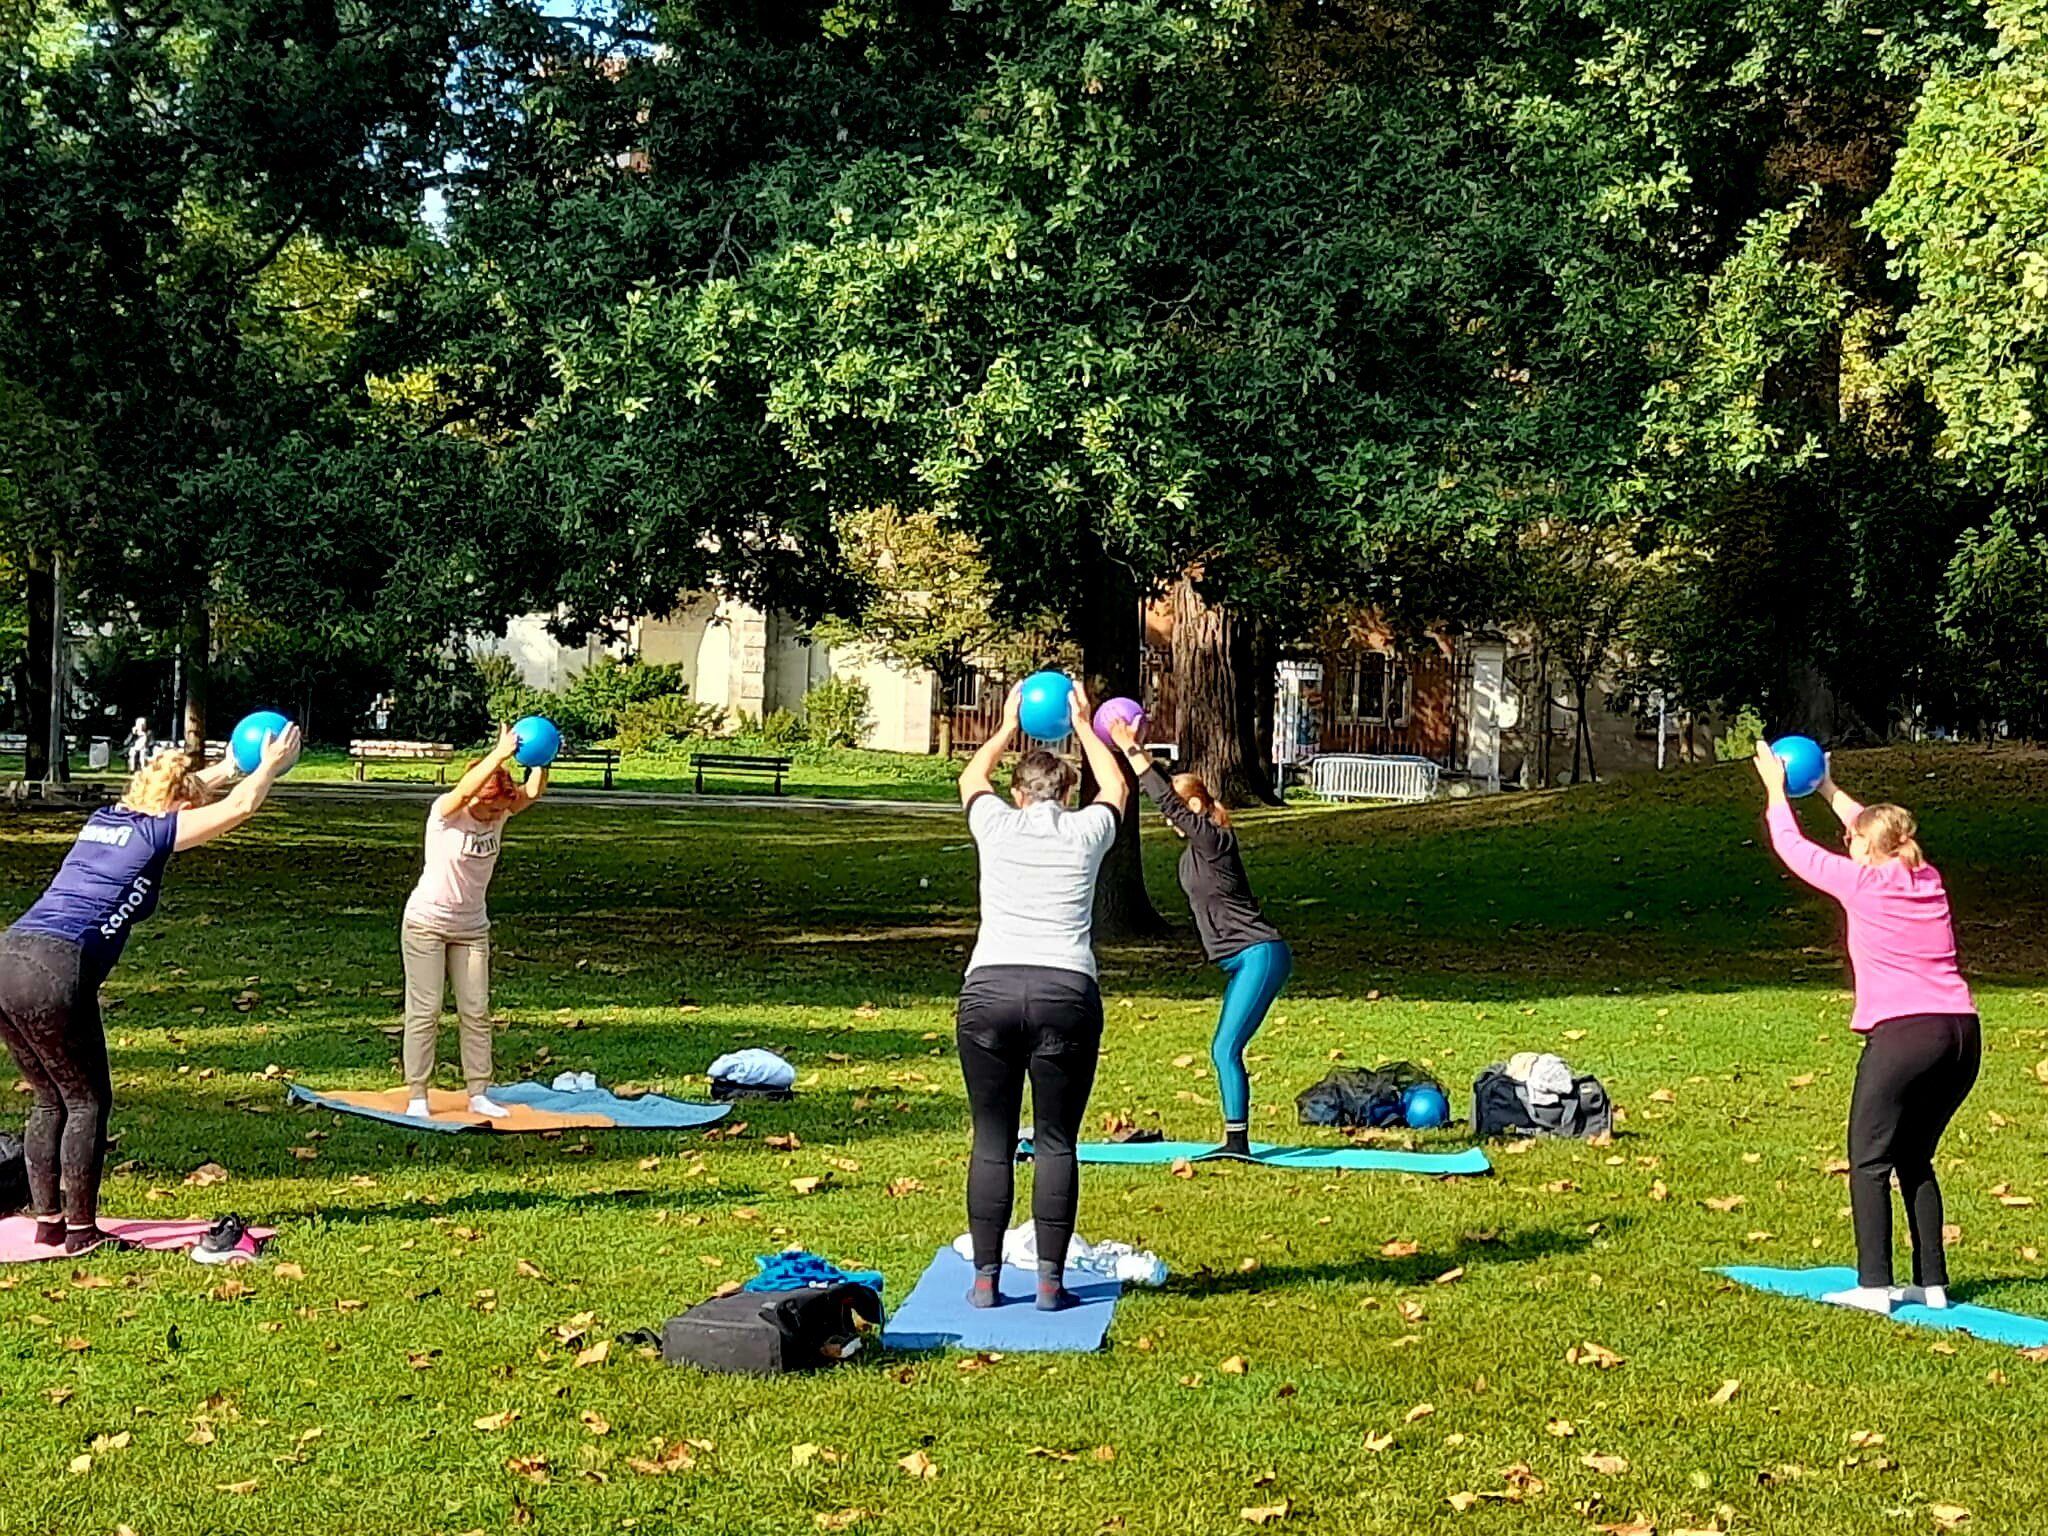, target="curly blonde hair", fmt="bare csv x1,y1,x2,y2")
122,749,214,815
